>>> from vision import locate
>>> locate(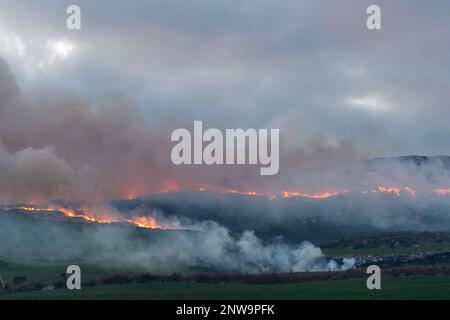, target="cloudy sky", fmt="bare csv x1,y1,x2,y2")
0,0,450,202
